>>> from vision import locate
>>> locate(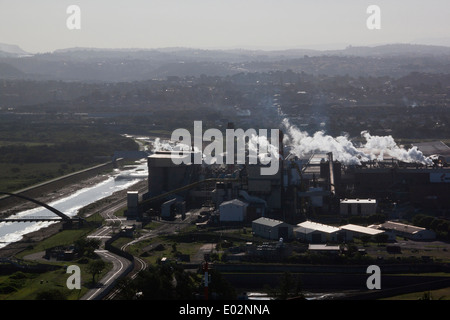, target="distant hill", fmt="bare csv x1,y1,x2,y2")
0,43,30,56
51,43,450,59
333,43,450,57
1,43,450,81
